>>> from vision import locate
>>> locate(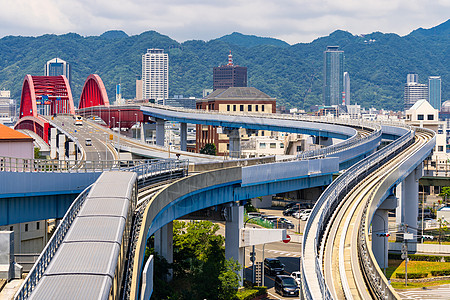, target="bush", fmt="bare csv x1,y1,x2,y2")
236,286,267,300
395,272,428,279
388,253,444,262
431,270,450,276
